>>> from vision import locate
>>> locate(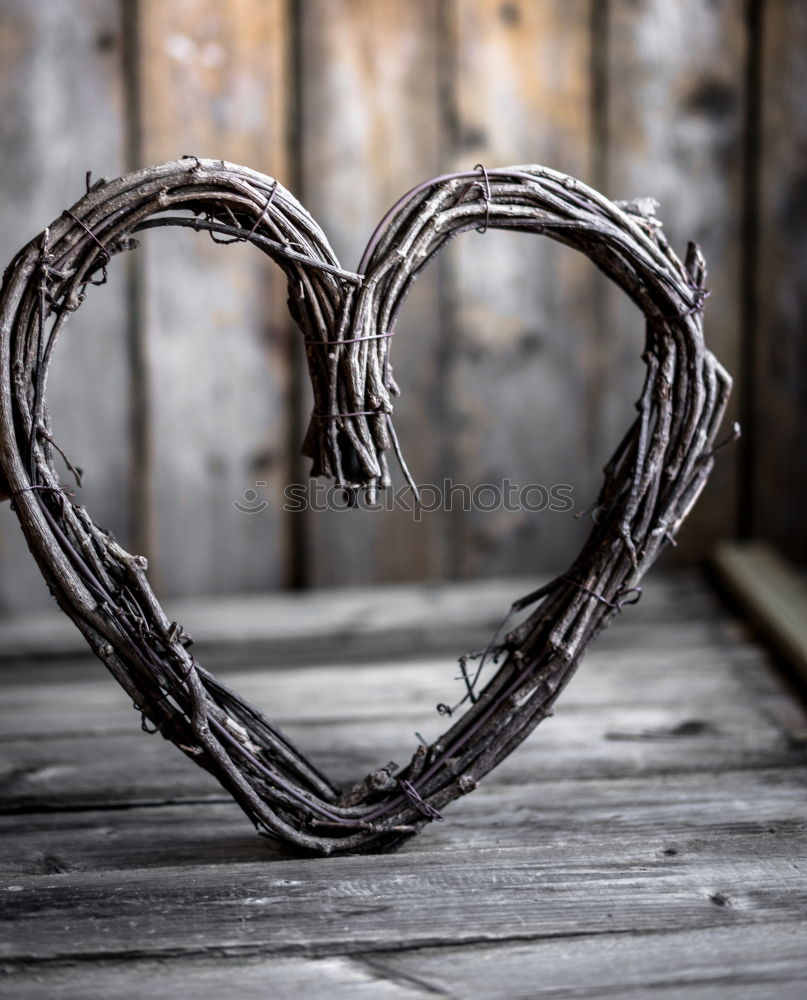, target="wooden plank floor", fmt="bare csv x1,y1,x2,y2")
0,573,806,998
